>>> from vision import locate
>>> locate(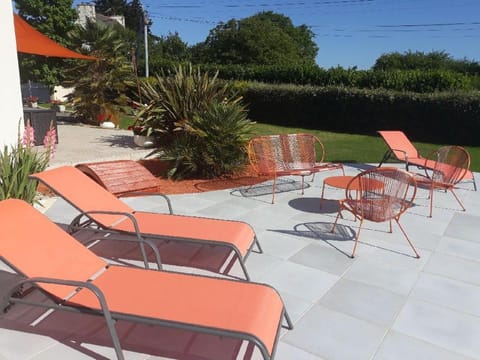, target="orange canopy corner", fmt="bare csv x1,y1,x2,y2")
14,13,96,60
